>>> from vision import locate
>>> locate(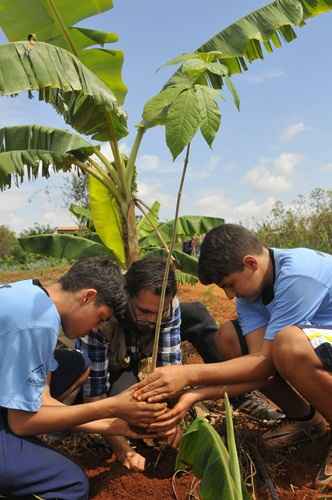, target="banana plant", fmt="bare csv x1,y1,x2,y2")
176,395,251,500
0,0,332,269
